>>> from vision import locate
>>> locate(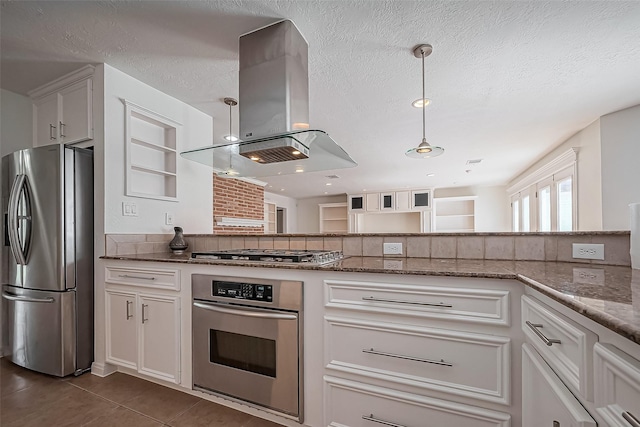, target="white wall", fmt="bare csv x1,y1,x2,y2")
264,191,298,233
297,195,347,233
507,119,602,231
0,89,32,156
601,104,640,230
102,64,213,234
434,185,511,232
